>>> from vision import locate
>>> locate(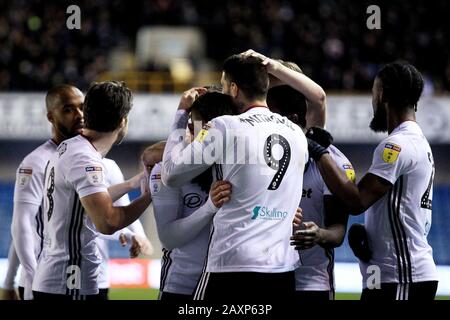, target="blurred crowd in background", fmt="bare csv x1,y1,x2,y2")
0,0,449,92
